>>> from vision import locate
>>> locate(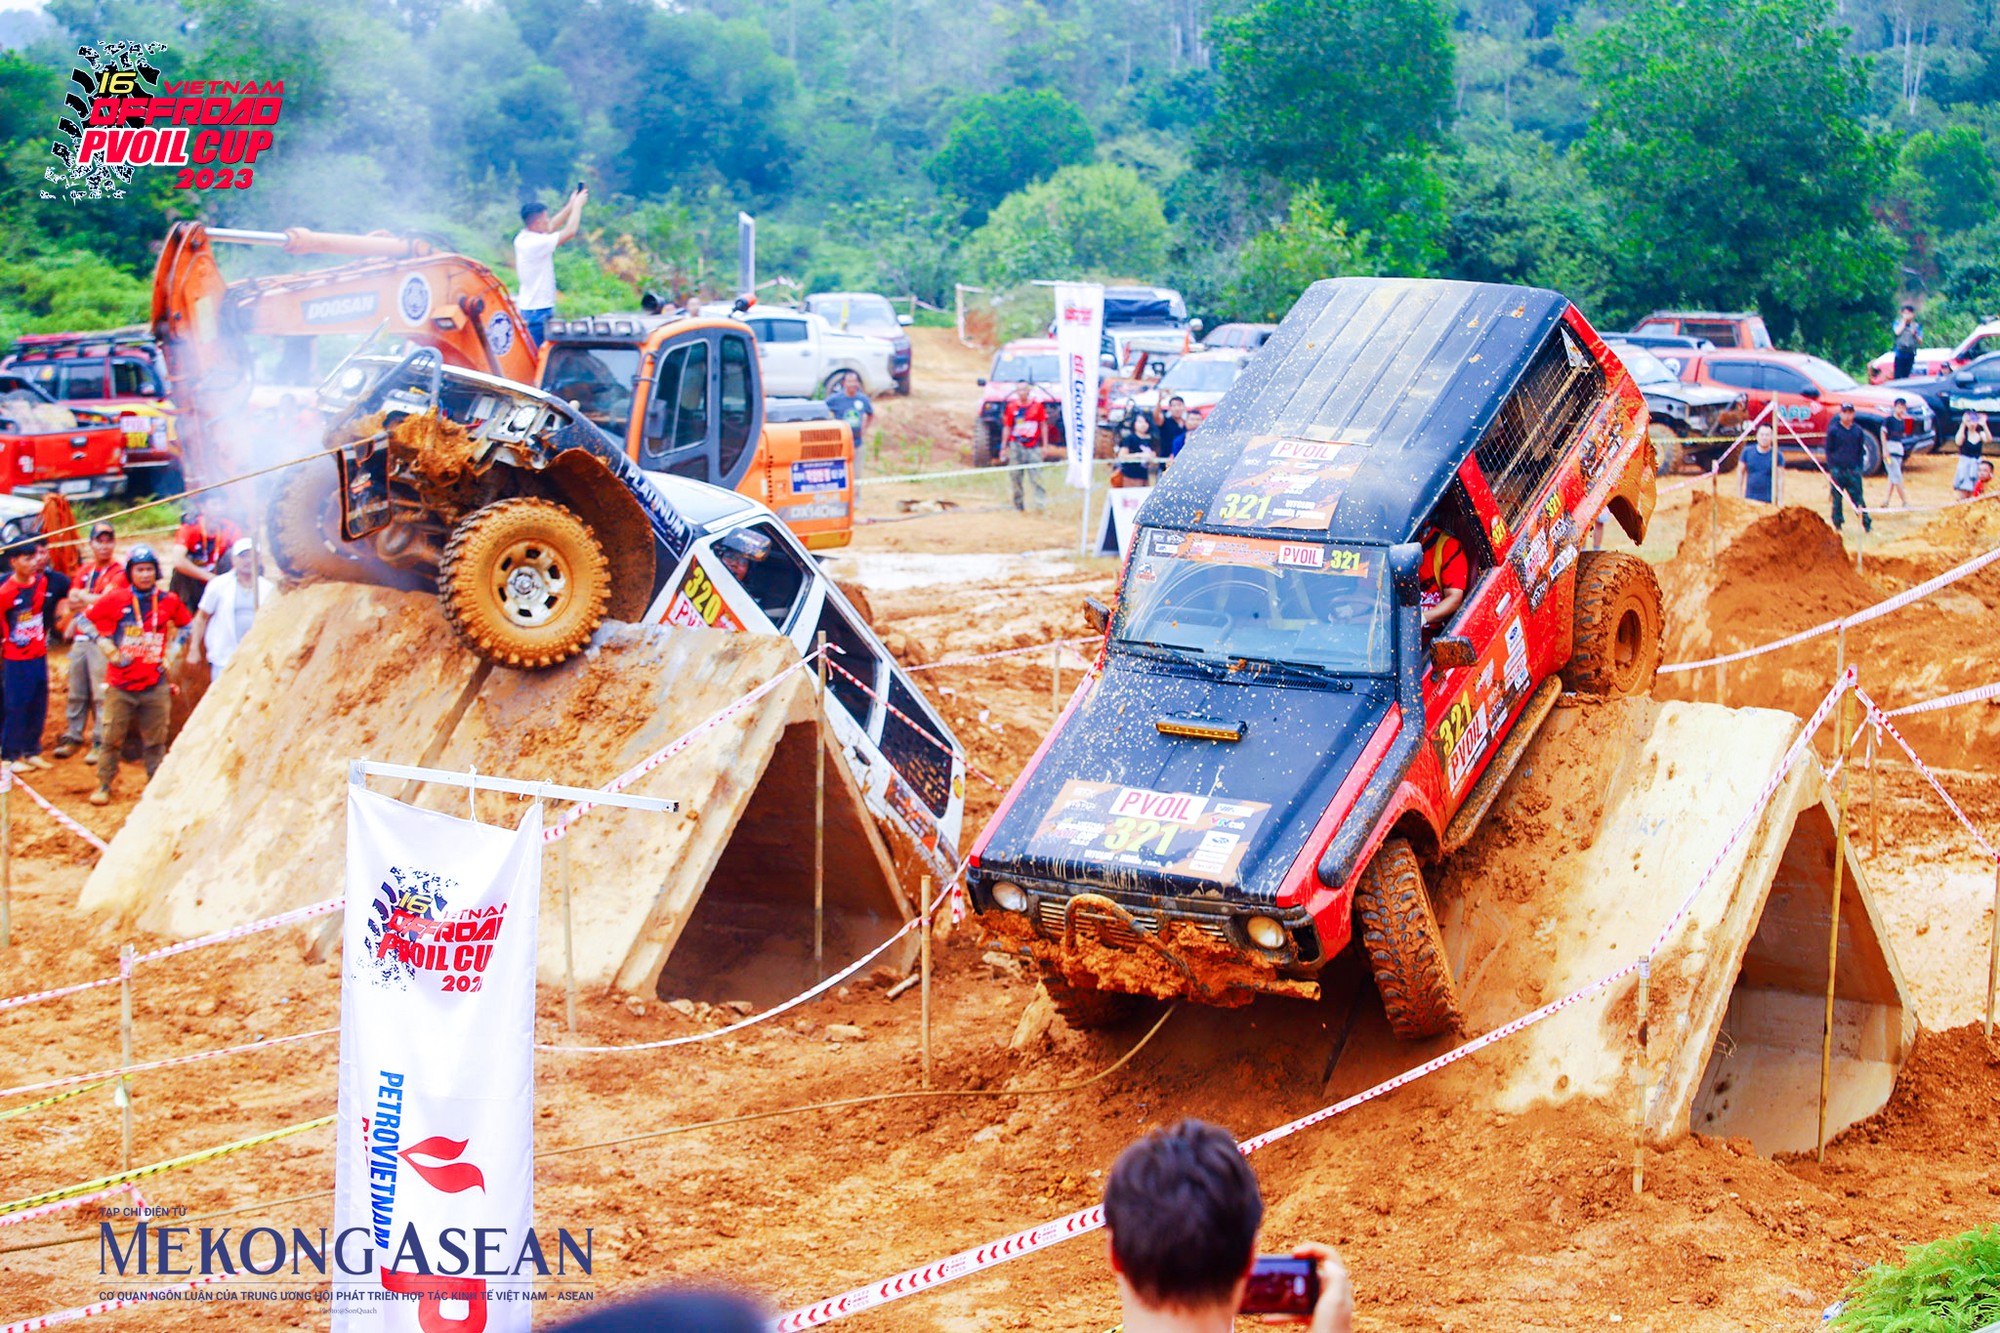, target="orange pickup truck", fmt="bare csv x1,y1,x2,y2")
0,374,127,501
